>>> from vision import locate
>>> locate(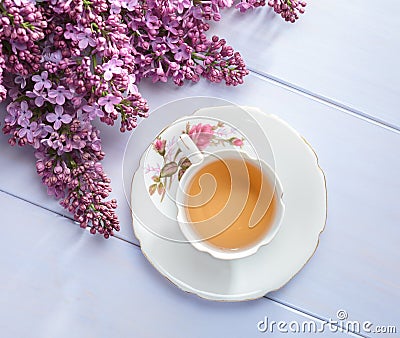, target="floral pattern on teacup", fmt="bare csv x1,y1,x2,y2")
146,120,245,202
